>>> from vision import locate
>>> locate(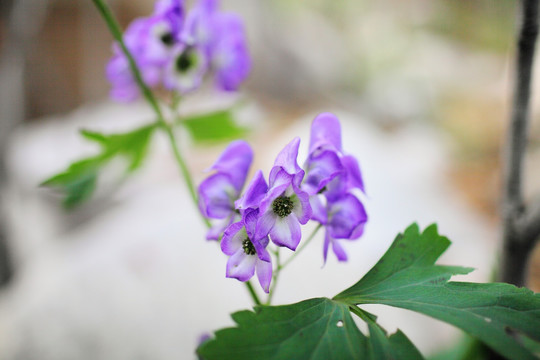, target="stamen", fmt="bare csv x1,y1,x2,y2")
242,238,256,255
160,32,174,46
272,196,294,218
